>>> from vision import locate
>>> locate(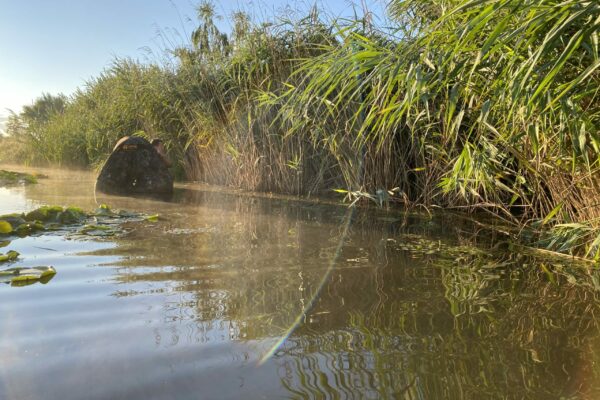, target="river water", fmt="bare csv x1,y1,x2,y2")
1,167,600,399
